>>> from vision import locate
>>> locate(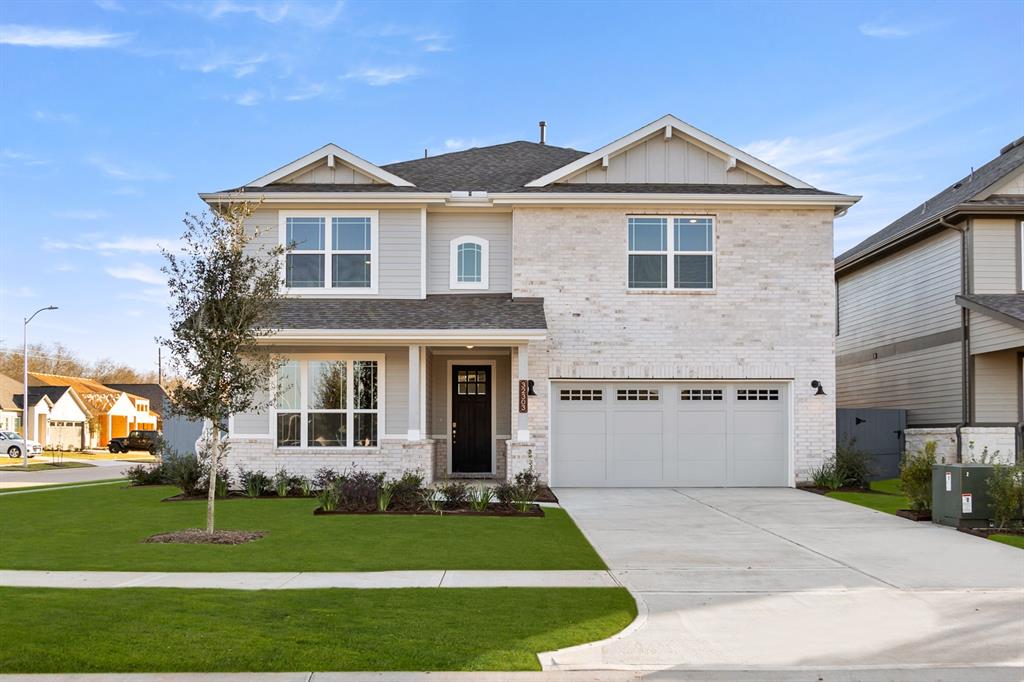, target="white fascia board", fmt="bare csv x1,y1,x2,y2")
489,192,861,208
524,114,814,189
262,329,547,344
246,143,415,188
199,192,449,205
